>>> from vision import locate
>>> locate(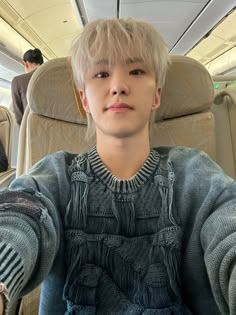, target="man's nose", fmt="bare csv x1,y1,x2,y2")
110,75,129,96
111,87,128,95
